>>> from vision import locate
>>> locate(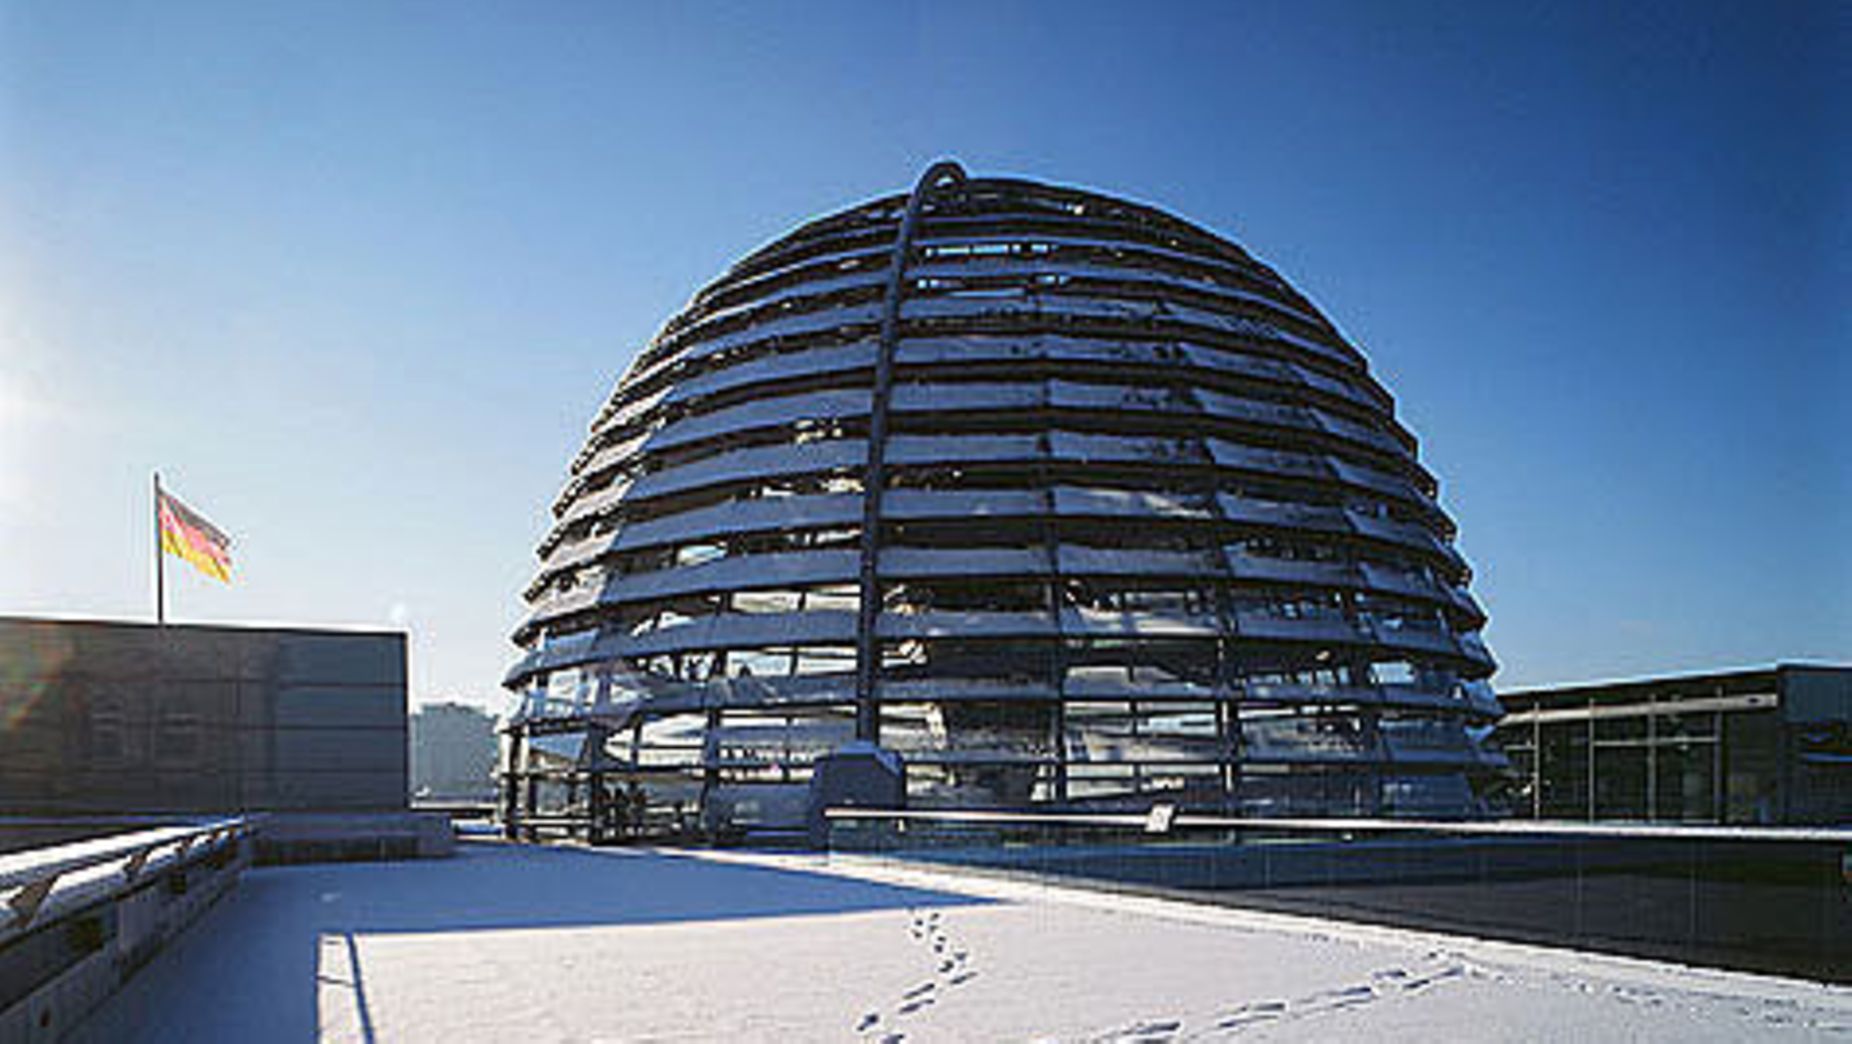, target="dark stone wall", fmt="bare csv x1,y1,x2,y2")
0,616,407,814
